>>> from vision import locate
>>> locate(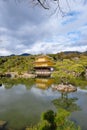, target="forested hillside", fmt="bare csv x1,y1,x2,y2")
0,55,35,74
0,52,87,81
